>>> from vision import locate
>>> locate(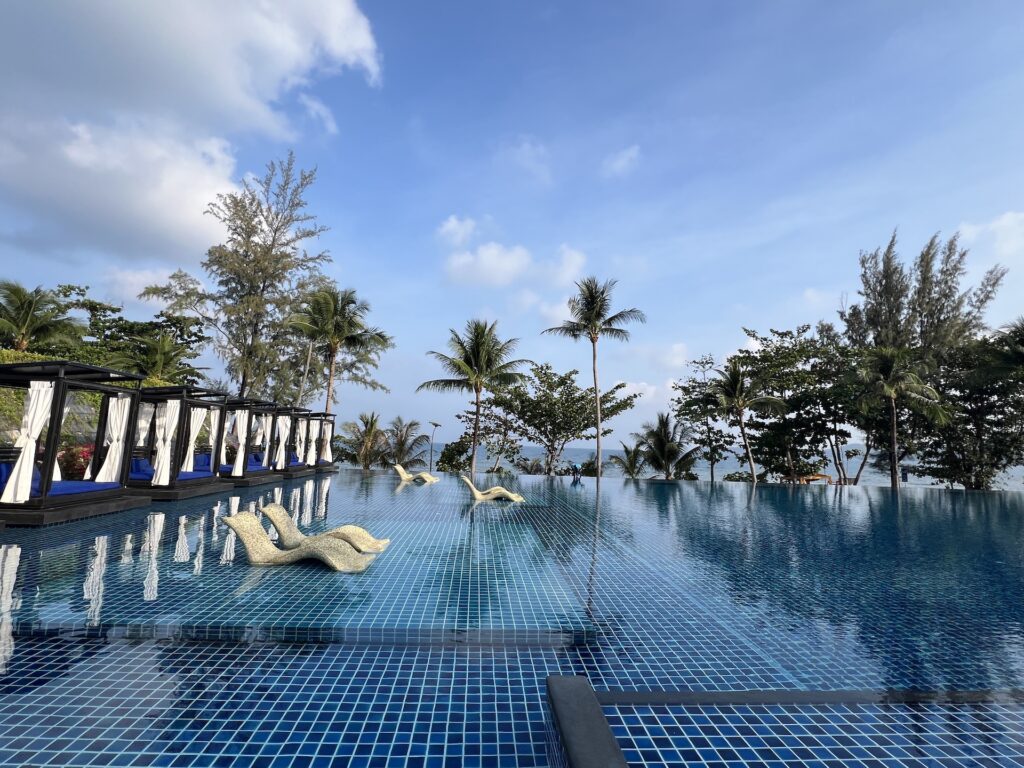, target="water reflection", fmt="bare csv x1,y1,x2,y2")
83,536,108,626
0,545,20,674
